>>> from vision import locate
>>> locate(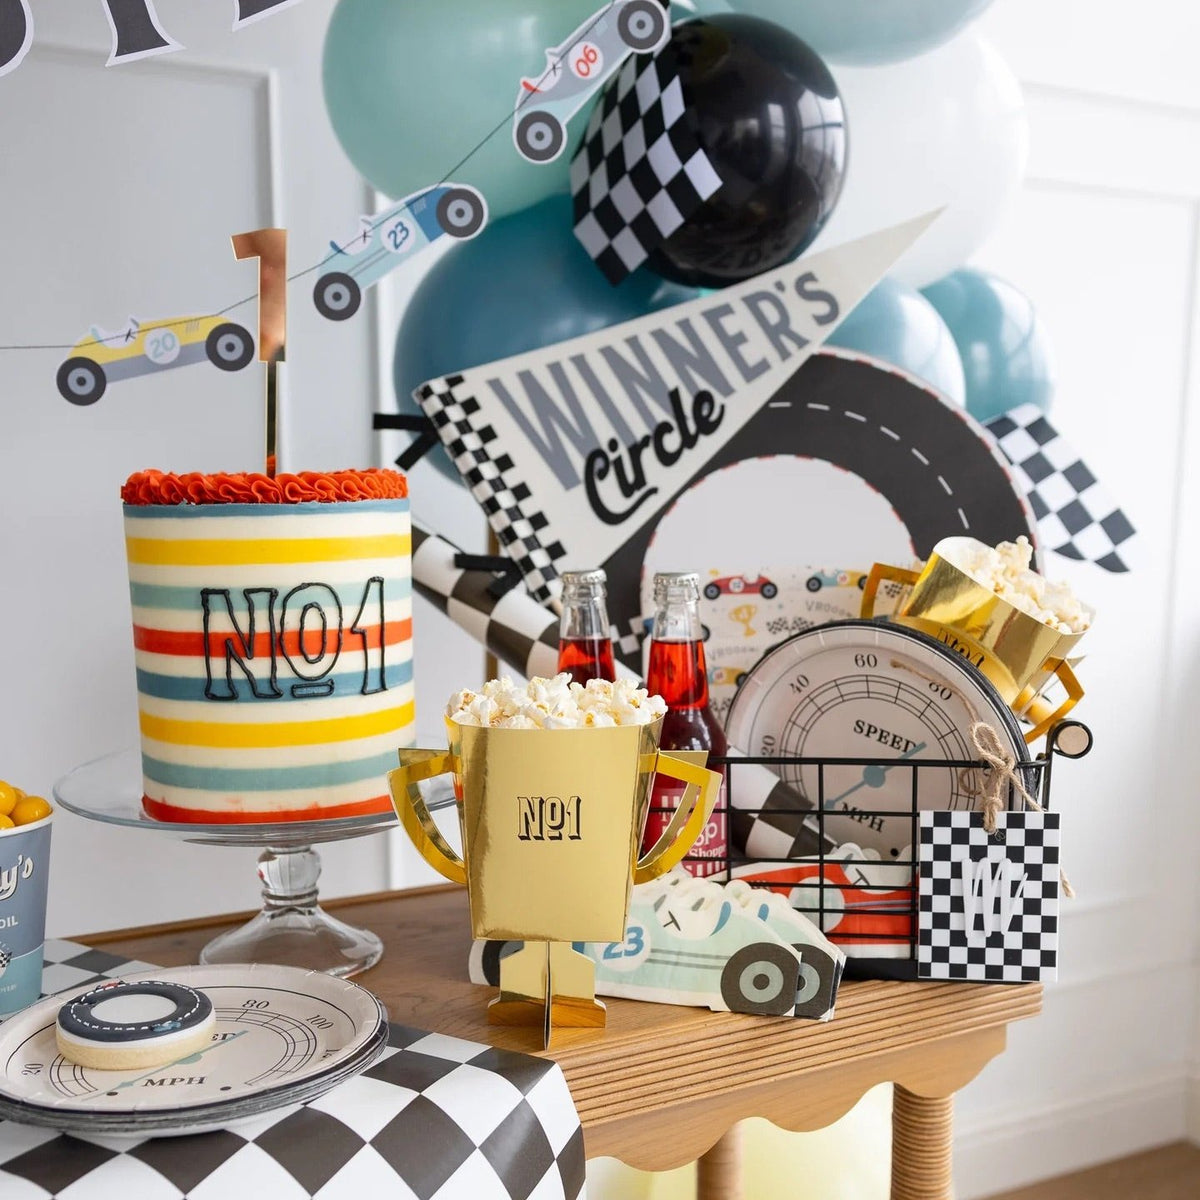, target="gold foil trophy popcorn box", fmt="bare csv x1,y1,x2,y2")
389,716,719,1042
861,536,1092,743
